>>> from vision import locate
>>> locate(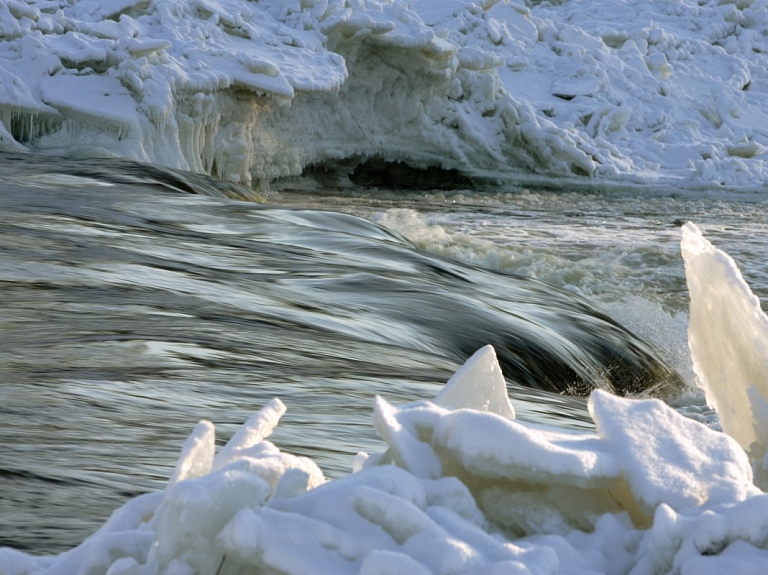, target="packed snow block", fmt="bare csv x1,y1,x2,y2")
589,389,758,511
